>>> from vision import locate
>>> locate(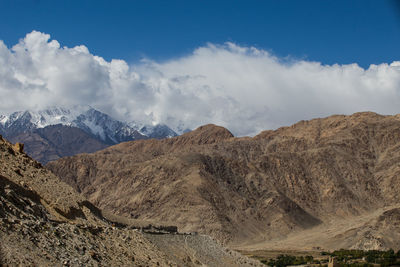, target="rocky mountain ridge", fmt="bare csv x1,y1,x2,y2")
47,112,400,250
